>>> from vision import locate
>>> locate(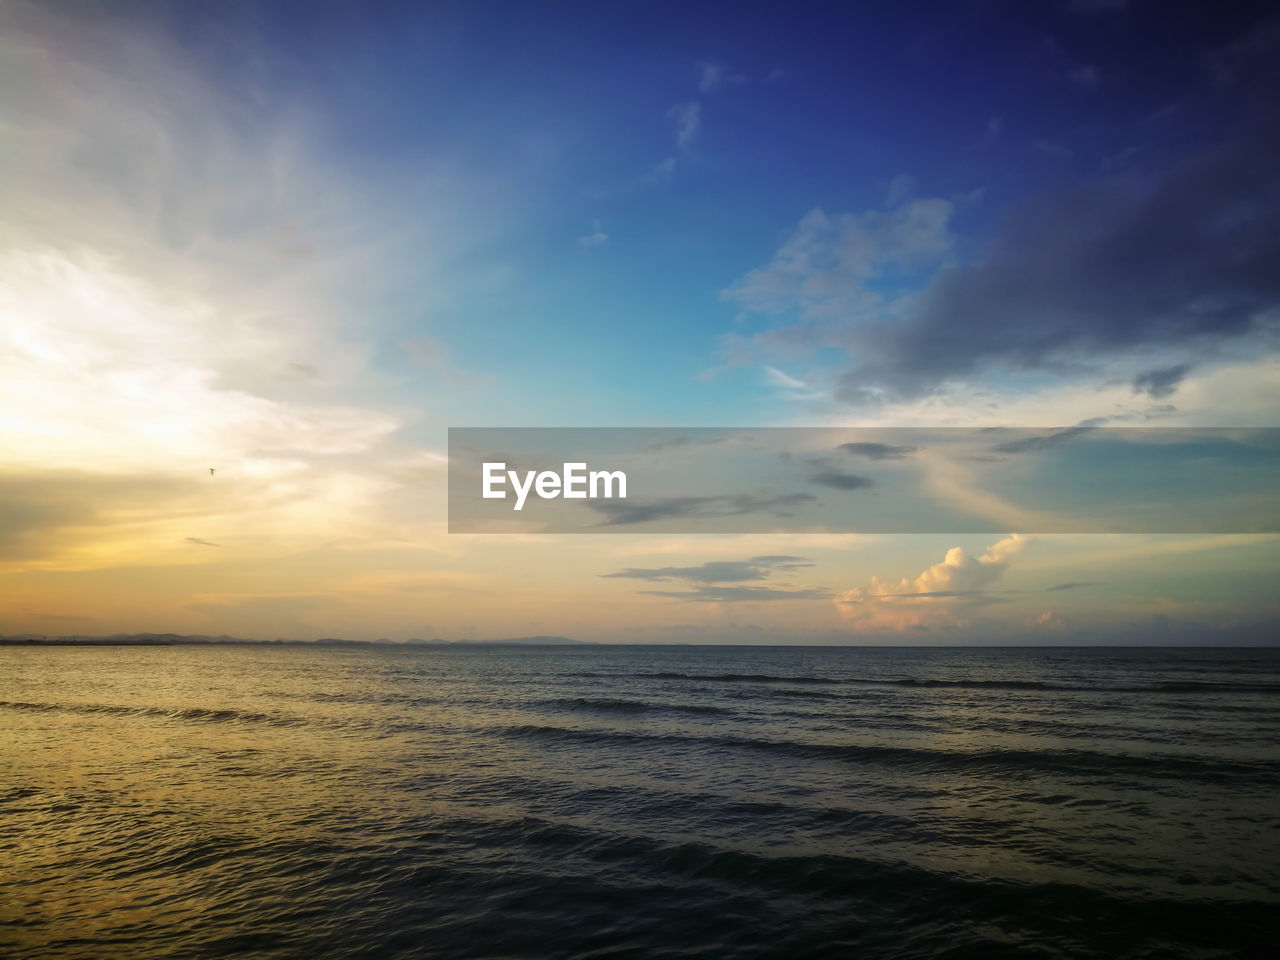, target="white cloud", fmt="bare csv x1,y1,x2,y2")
0,2,442,567
870,534,1027,597
698,61,745,93
668,101,701,150
835,535,1029,631
577,218,609,247
722,199,954,319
